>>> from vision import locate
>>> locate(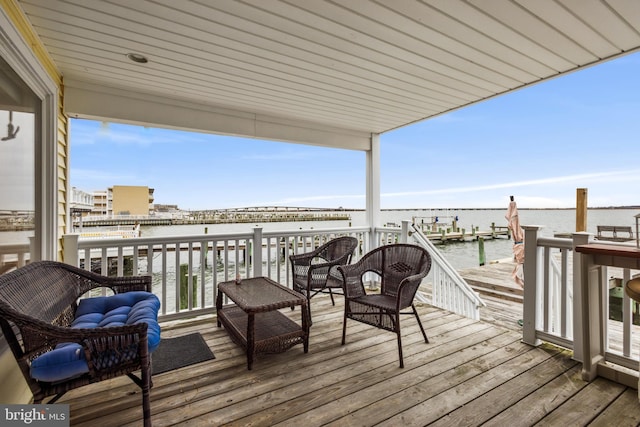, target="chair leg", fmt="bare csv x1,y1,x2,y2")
396,312,404,368
142,382,151,427
412,304,428,343
342,308,348,345
397,329,404,368
328,287,336,305
141,354,152,427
